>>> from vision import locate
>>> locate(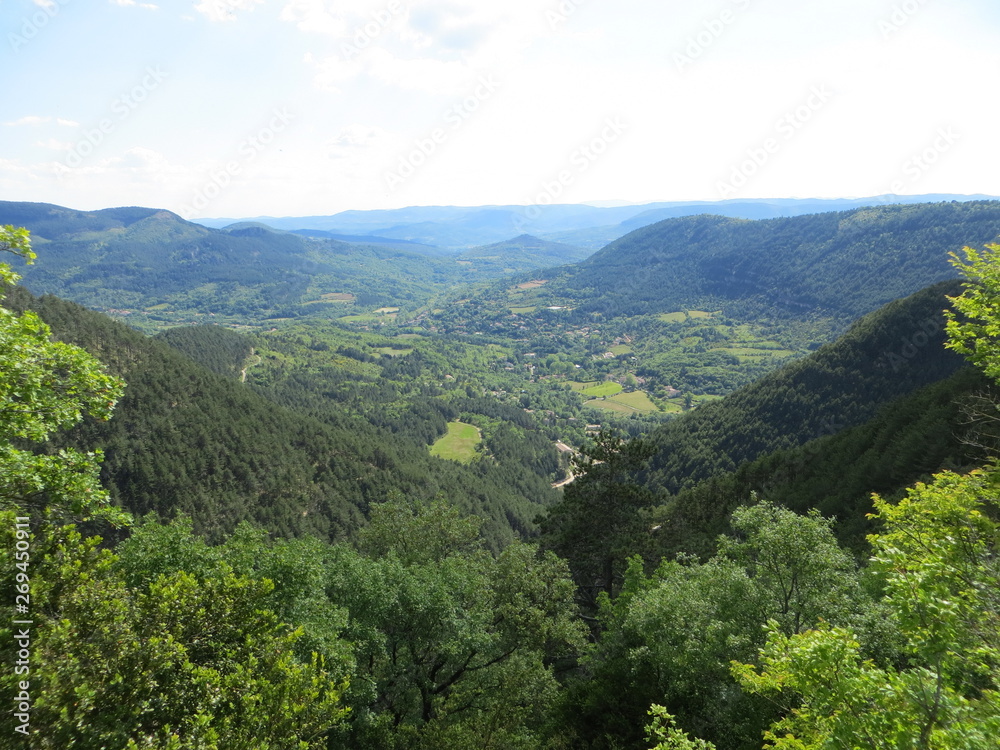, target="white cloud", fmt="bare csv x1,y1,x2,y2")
193,0,263,23
5,116,51,127
35,138,73,151
326,123,391,157
56,118,79,128
108,0,160,8
365,47,475,95
280,0,349,36
303,52,361,93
